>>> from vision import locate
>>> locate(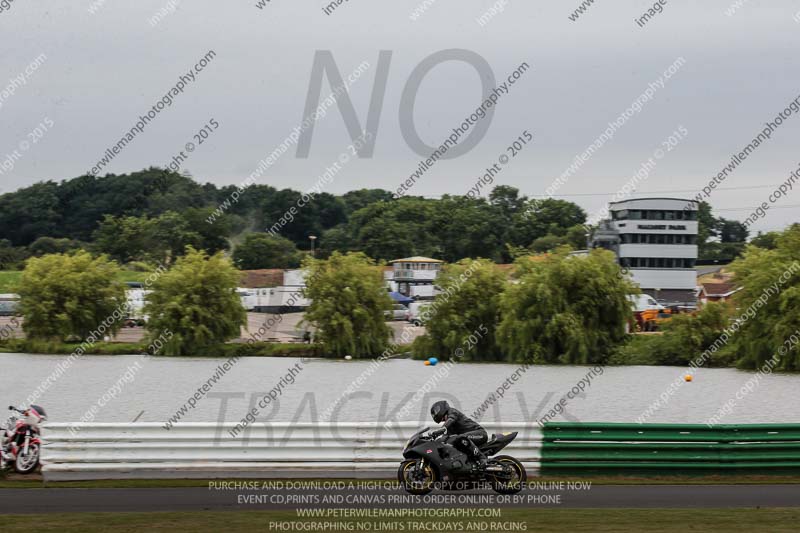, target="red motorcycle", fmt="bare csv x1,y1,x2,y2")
1,405,47,474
